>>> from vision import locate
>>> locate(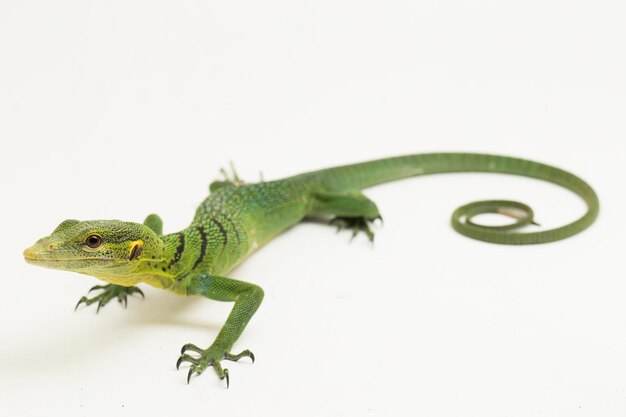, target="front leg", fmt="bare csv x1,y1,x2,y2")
177,274,264,388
